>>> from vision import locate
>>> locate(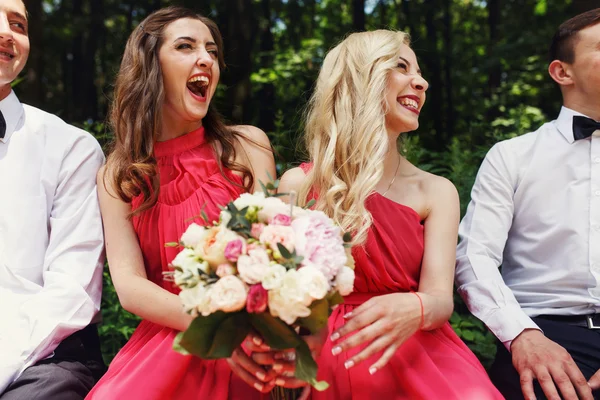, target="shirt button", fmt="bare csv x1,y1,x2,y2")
595,157,600,164
596,190,600,197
